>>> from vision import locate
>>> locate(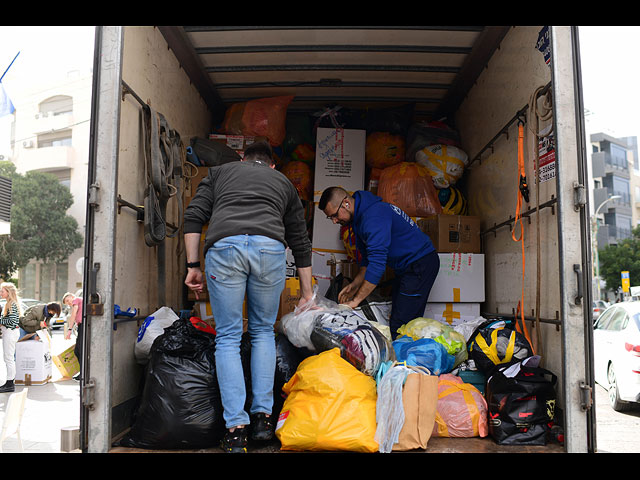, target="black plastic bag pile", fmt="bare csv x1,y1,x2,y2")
118,319,306,450
118,318,224,449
